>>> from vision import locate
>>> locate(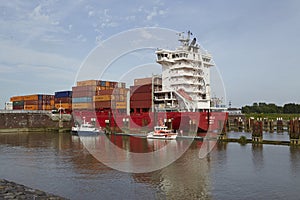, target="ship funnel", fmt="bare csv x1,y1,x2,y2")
190,38,196,46
188,38,197,51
